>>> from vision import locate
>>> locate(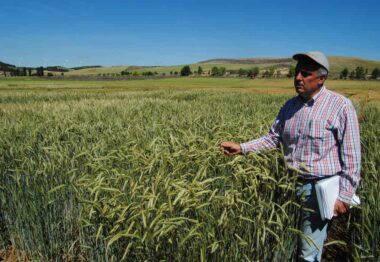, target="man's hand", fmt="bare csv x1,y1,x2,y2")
220,141,241,156
333,199,350,217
